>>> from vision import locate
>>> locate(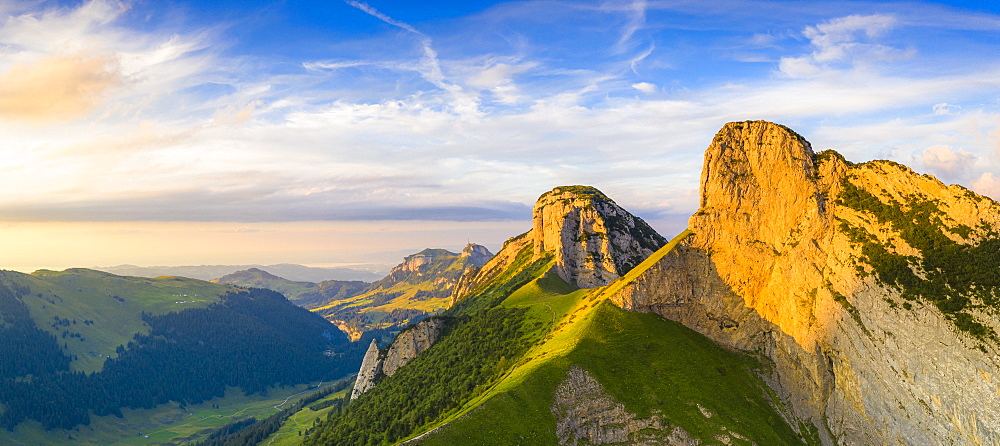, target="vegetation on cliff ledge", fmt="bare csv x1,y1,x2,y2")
836,178,999,340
